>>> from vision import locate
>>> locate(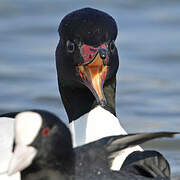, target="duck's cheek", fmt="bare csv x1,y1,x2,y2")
7,144,37,176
